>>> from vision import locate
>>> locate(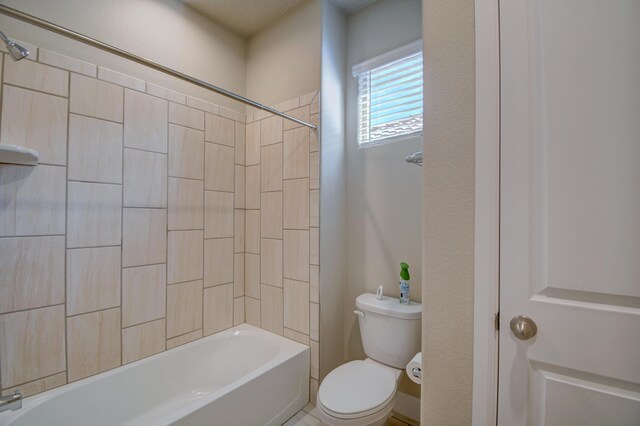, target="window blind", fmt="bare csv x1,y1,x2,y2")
353,40,423,147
